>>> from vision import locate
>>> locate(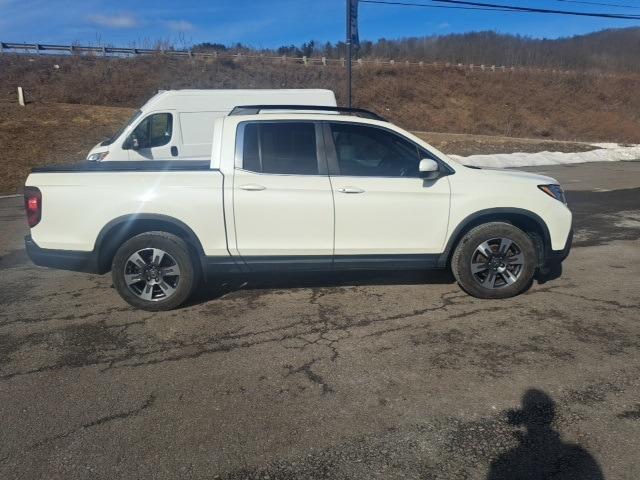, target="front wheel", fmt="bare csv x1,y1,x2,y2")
112,231,198,311
451,222,537,299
